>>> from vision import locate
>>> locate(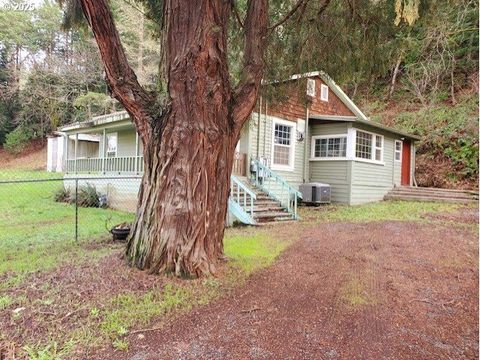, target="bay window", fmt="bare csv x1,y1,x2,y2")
355,130,383,163
311,136,347,159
